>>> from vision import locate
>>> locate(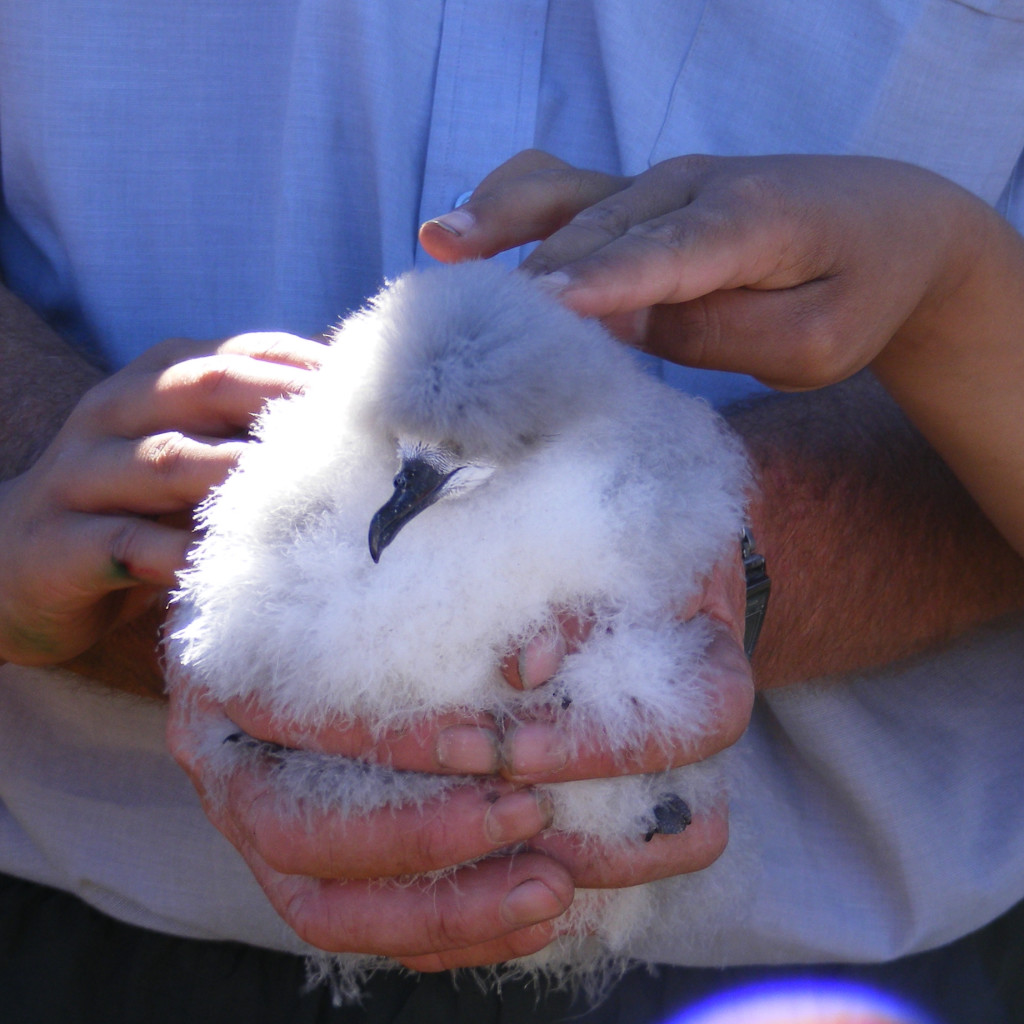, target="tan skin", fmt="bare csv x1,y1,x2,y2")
0,298,751,969
3,151,1024,970
422,150,1024,555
